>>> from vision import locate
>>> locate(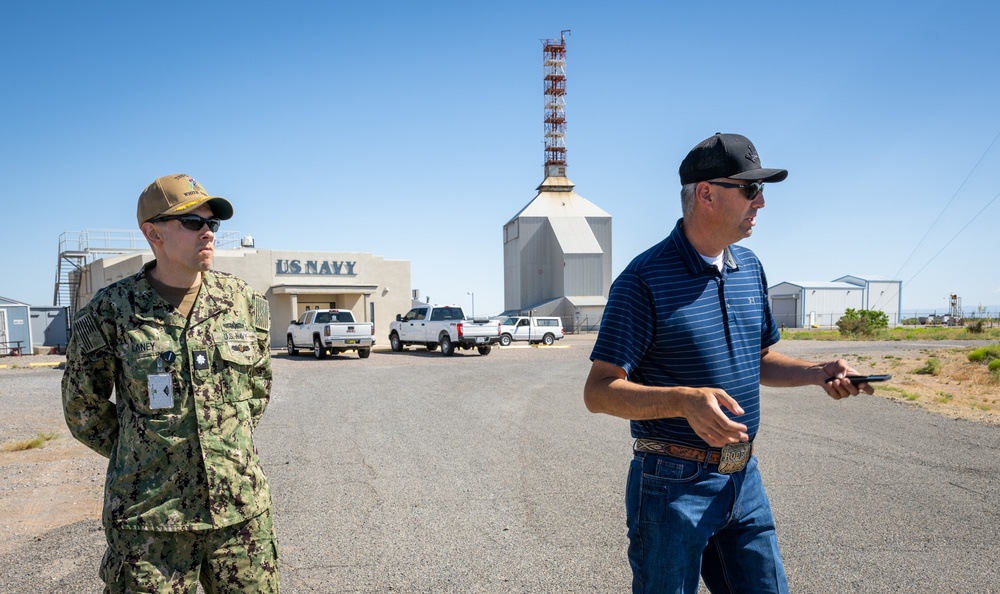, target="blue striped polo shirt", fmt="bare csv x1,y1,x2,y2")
591,219,780,446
